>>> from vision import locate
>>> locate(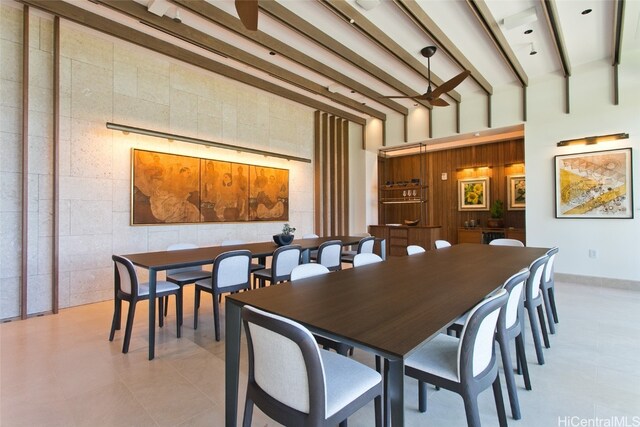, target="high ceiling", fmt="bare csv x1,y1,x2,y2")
18,0,640,125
